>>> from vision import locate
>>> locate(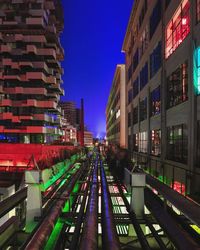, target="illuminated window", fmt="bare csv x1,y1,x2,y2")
133,134,139,152
167,124,188,163
139,131,148,153
151,130,161,156
197,0,200,23
194,47,200,95
165,0,190,58
167,62,188,108
151,86,161,116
